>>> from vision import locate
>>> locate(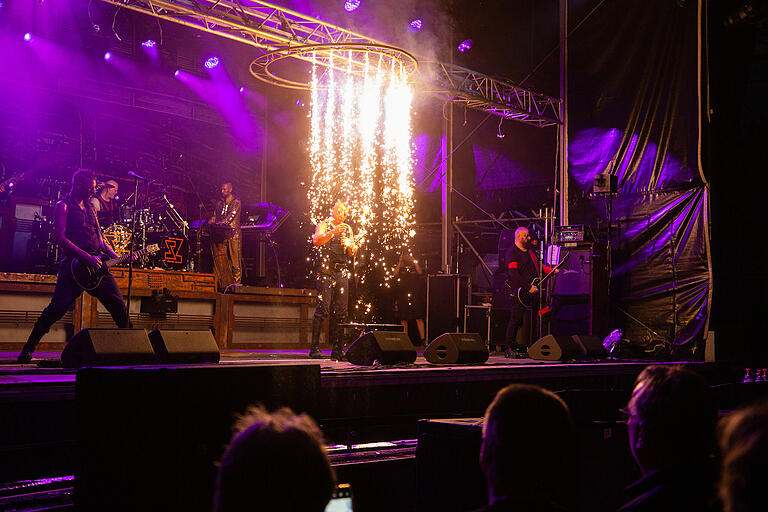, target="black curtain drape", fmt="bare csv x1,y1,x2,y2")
568,0,711,358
